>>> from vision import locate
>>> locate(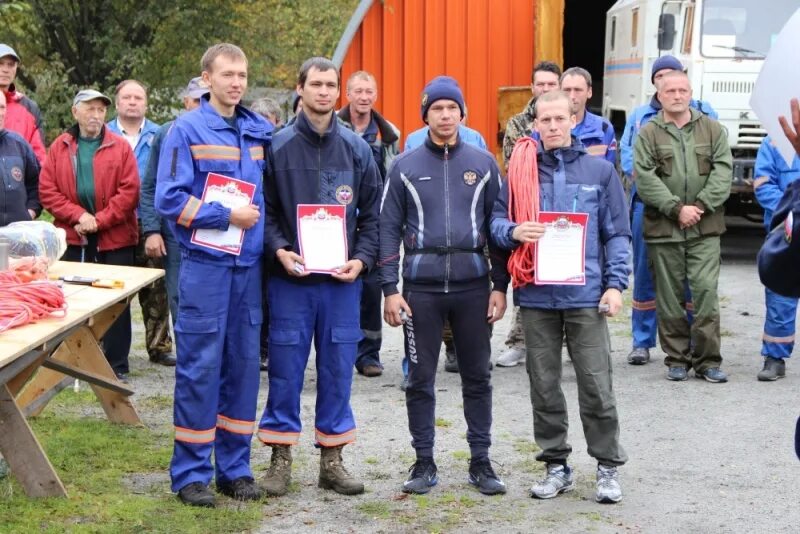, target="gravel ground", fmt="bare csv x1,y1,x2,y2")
123,221,799,533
